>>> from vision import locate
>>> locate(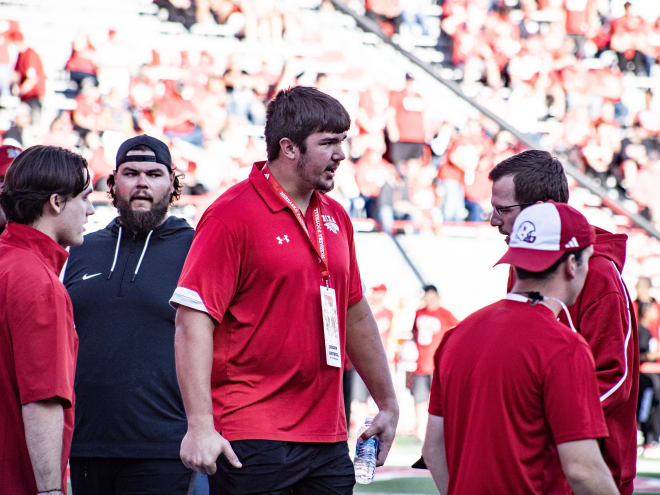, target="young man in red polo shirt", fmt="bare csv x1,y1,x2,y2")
171,86,398,493
0,145,94,495
489,150,639,494
422,201,618,494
